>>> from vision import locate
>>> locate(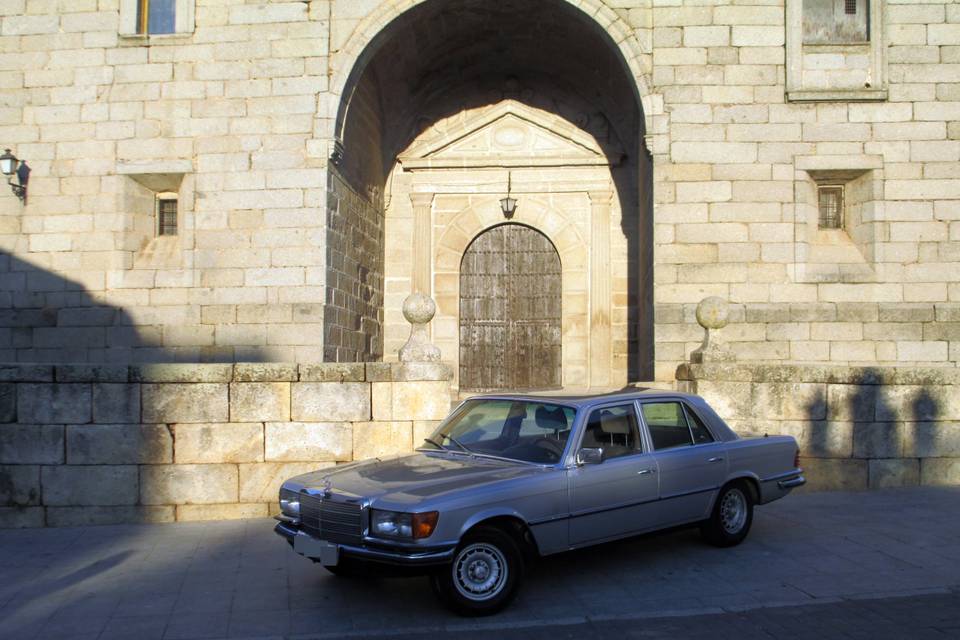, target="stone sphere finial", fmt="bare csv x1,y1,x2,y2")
403,292,436,326
690,296,734,364
696,296,729,330
399,293,440,363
